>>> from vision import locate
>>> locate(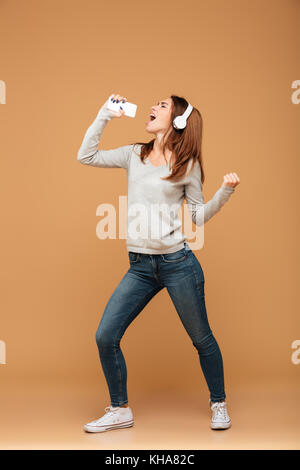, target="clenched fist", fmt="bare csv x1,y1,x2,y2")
104,93,127,118
221,173,240,189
